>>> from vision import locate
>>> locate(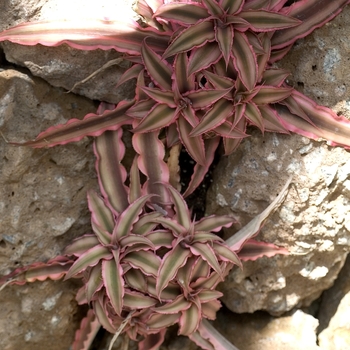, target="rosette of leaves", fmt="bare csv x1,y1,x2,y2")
1,0,350,157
